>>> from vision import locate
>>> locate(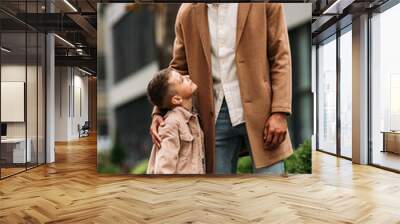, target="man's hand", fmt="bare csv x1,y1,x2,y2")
150,114,165,149
264,112,288,150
